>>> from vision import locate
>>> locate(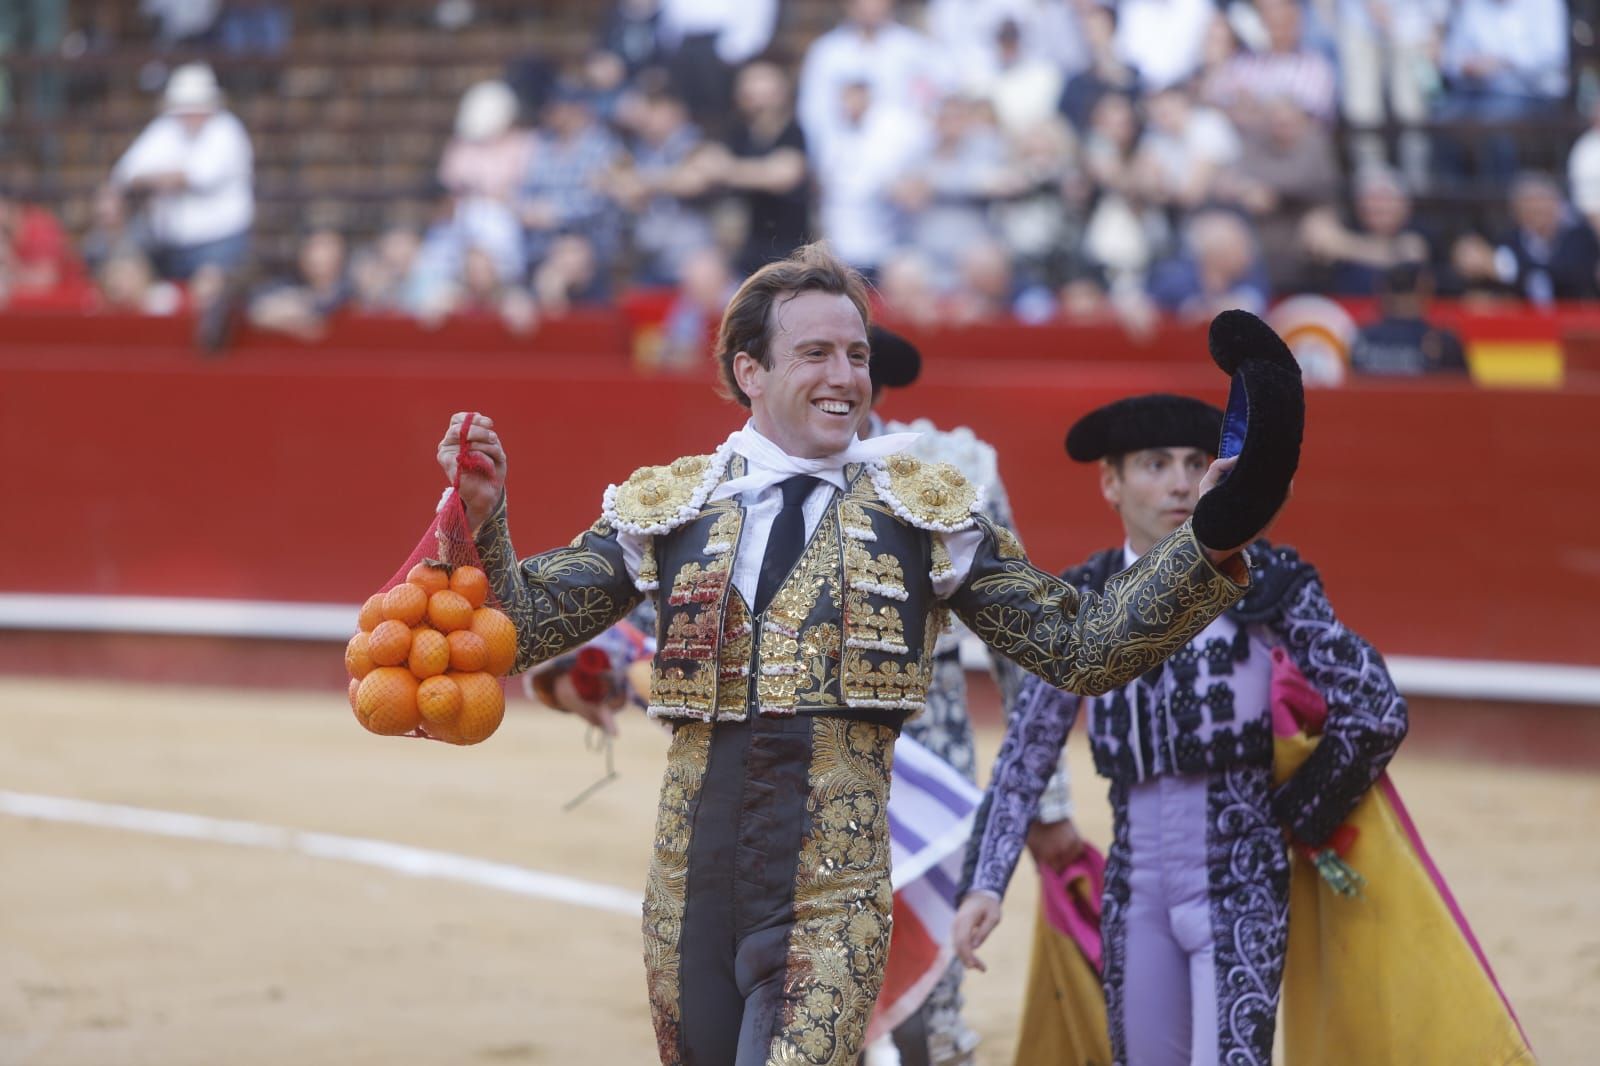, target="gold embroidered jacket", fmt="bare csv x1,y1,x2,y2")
474,447,1250,724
